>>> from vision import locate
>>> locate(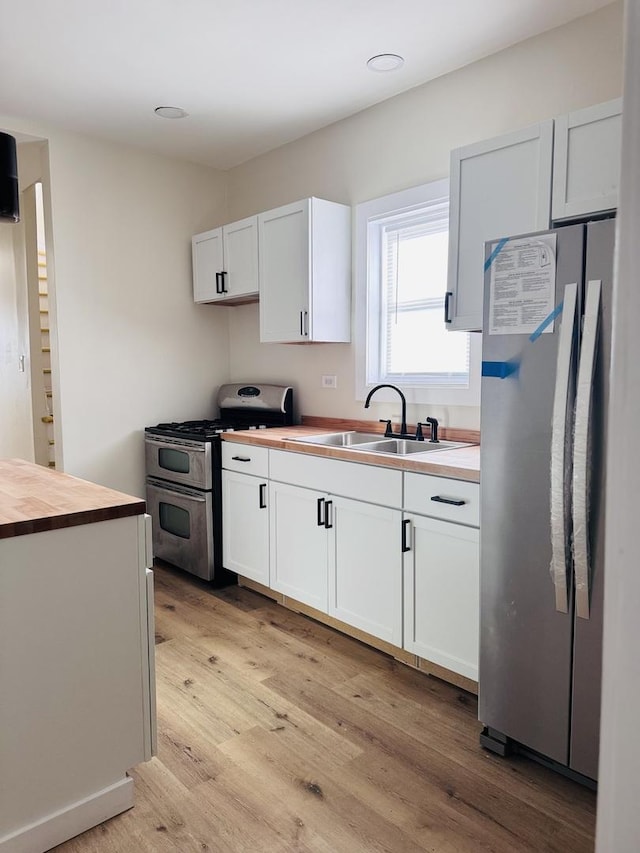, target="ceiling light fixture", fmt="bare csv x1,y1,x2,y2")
366,53,404,72
154,106,189,119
